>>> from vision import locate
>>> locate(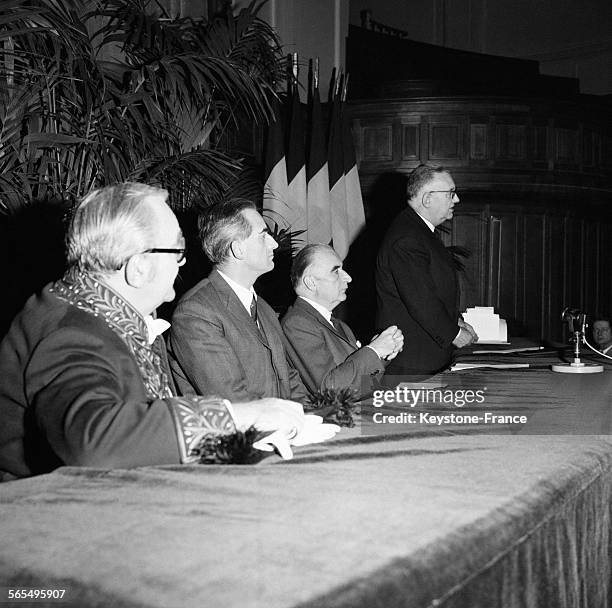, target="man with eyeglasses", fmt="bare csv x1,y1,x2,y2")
0,183,307,480
376,164,477,379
